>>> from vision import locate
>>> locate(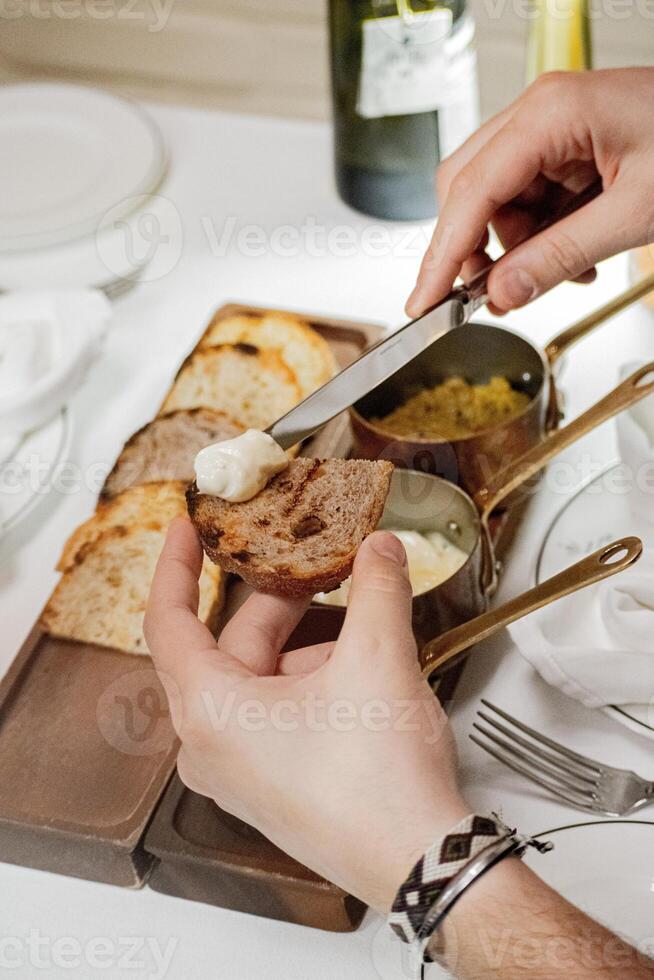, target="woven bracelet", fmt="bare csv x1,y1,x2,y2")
388,813,553,965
